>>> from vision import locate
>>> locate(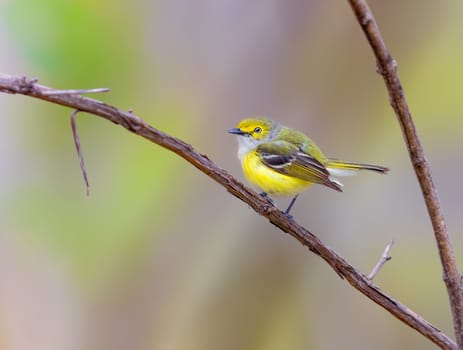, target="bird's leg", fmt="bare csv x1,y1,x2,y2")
285,194,299,216
260,192,275,205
